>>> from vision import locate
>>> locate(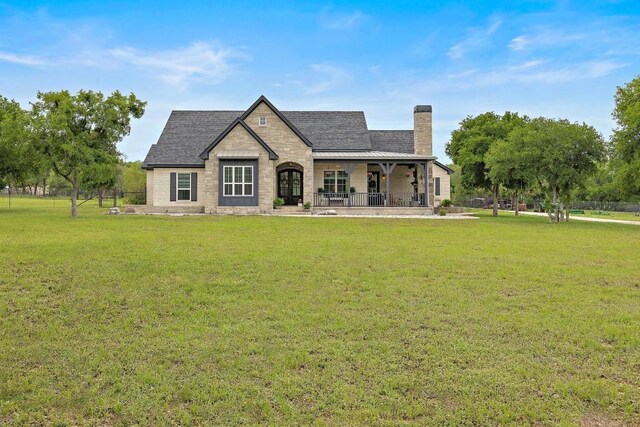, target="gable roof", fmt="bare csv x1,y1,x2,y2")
240,96,313,147
142,110,240,168
198,118,278,160
142,97,434,169
434,160,455,174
